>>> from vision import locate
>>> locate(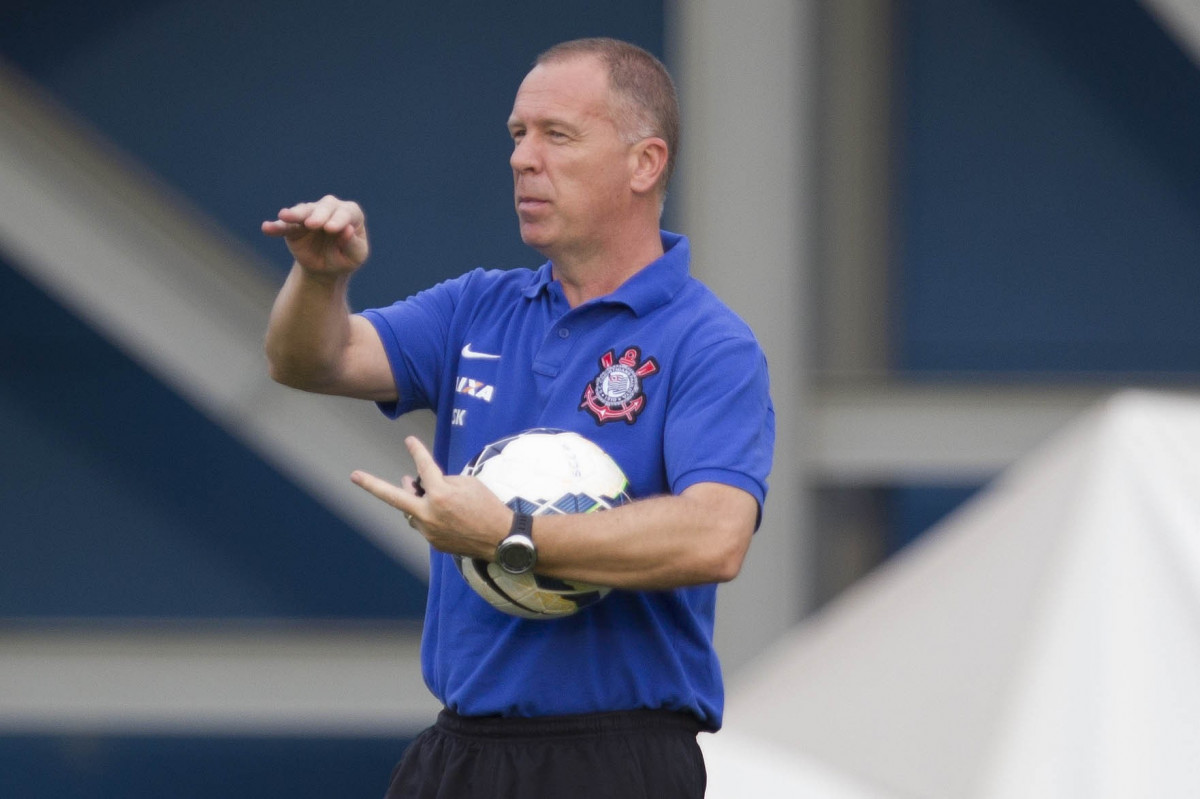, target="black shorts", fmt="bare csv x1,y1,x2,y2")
384,708,707,799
